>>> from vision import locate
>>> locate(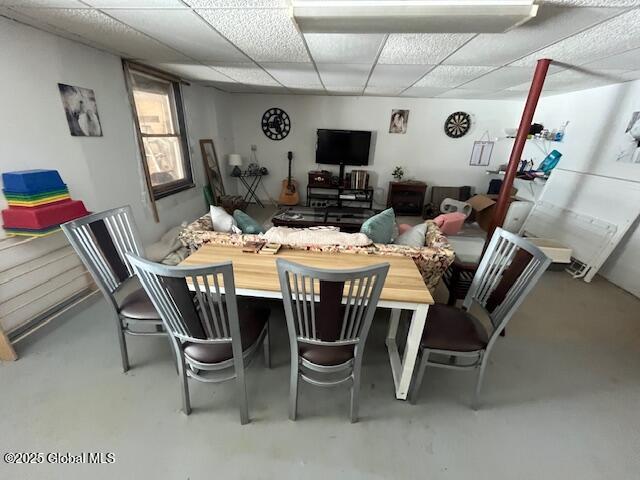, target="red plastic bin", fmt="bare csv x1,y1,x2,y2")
2,200,89,230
